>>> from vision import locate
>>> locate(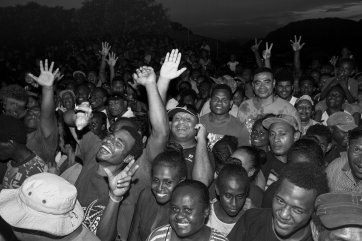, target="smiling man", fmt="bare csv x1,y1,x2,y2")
228,162,329,241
